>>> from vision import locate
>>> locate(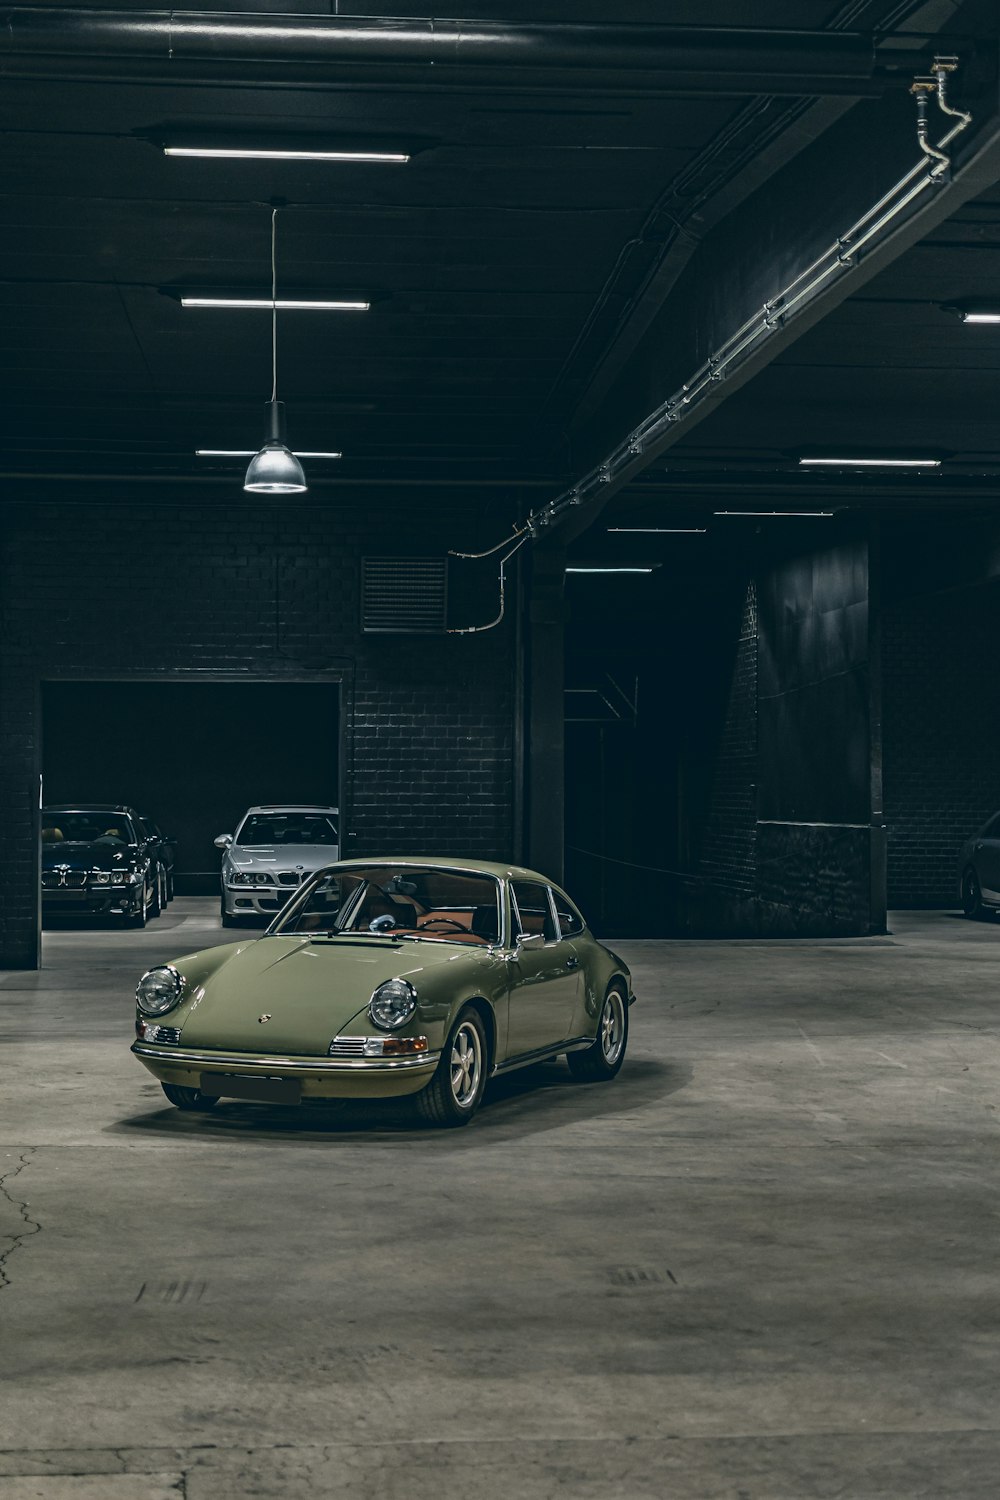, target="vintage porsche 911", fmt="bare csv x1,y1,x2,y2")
131,858,634,1127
